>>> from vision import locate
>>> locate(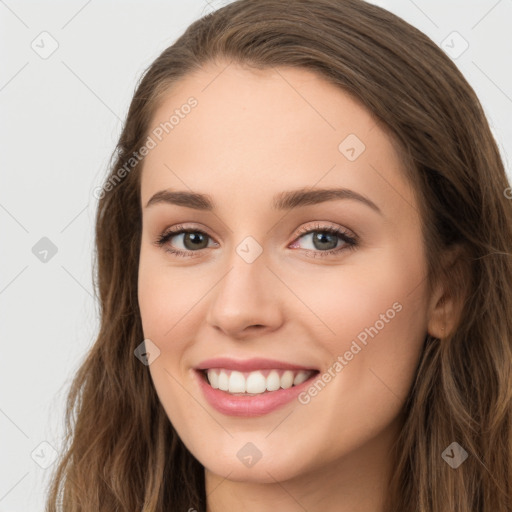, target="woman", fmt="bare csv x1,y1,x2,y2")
45,0,512,510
